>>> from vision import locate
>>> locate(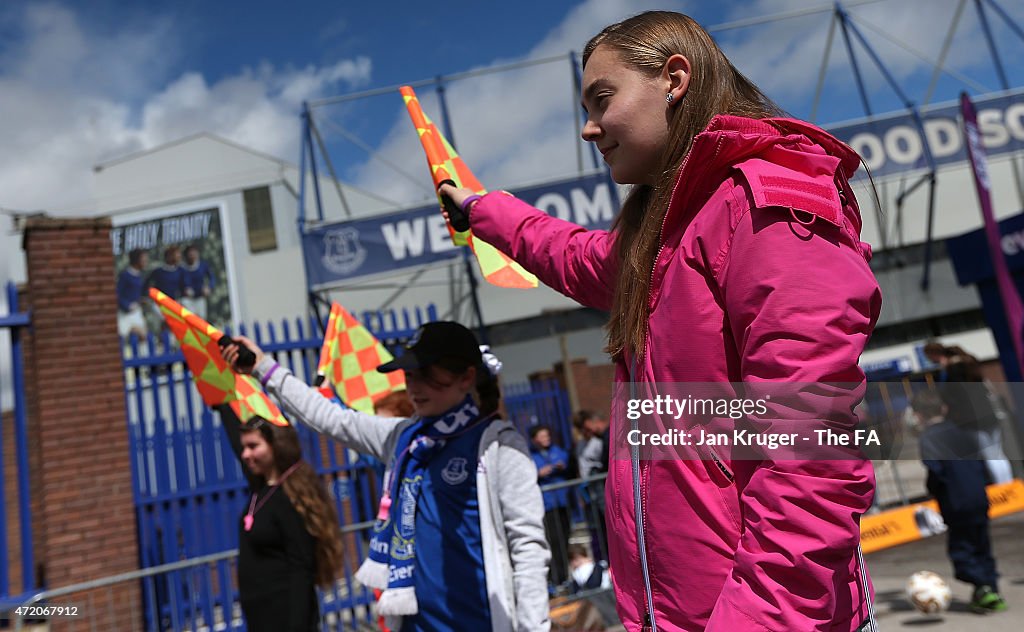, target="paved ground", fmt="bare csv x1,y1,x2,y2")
596,509,1024,631
865,509,1023,630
